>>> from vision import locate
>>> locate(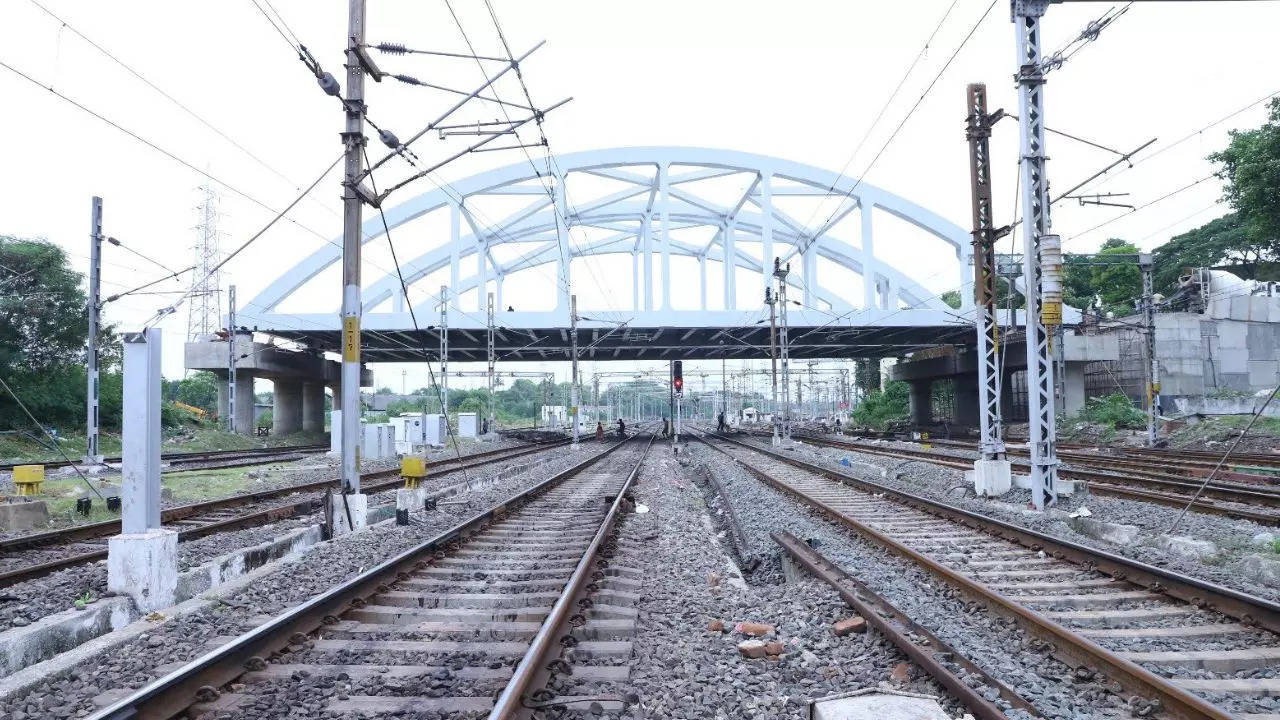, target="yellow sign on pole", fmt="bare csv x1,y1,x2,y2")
343,316,360,363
